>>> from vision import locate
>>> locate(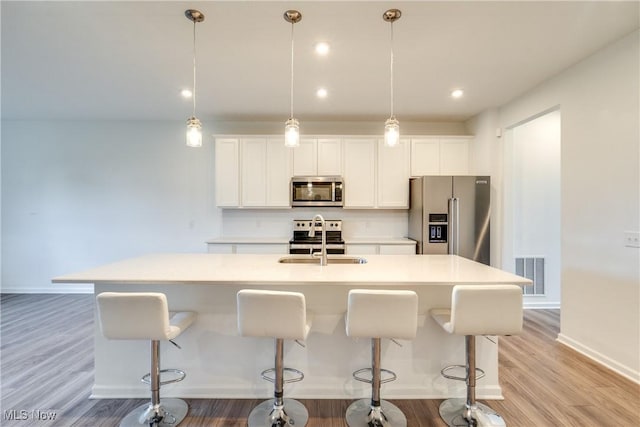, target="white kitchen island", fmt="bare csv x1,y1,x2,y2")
53,254,531,401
